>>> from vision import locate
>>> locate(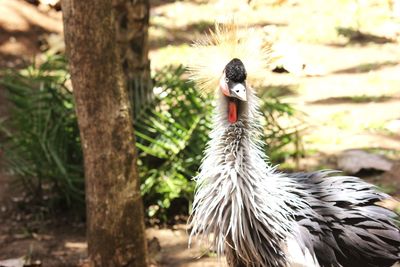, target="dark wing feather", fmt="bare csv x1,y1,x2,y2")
290,171,400,267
